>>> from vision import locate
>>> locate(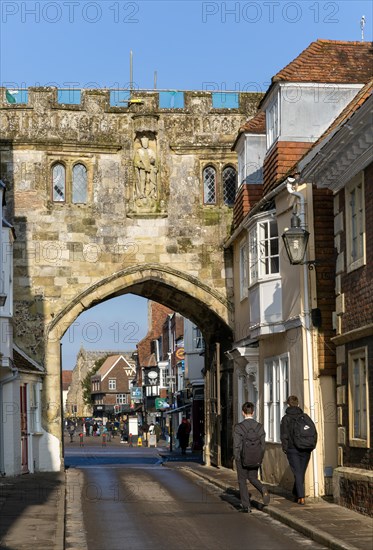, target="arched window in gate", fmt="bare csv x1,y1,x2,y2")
52,163,66,202
222,166,237,206
203,165,216,205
